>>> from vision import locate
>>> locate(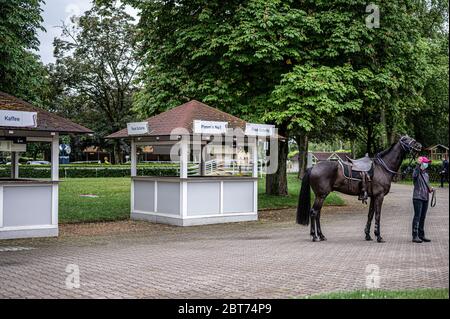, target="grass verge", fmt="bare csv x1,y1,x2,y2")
59,175,345,223
305,288,449,299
